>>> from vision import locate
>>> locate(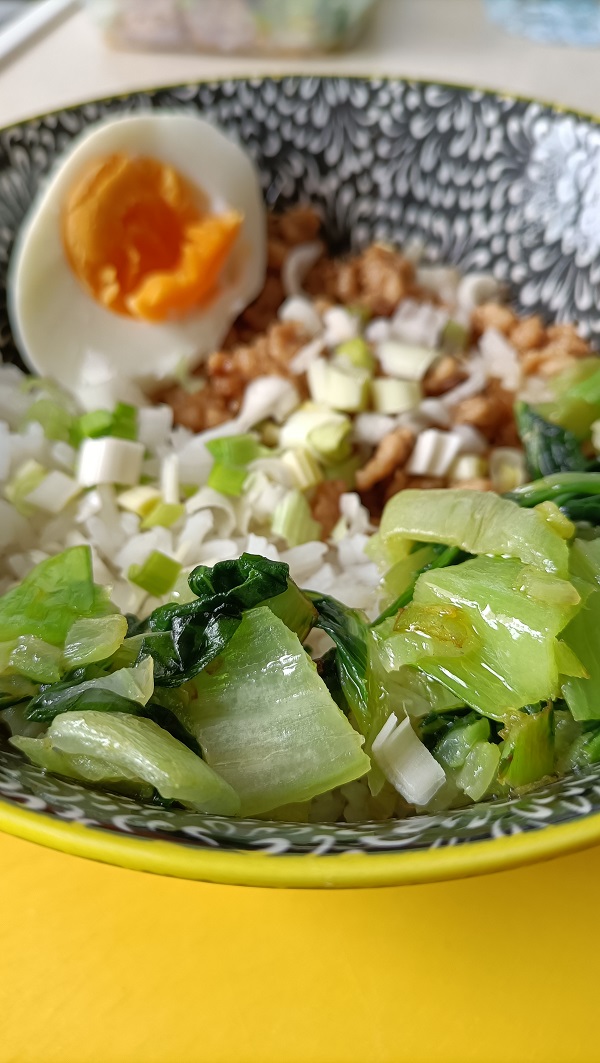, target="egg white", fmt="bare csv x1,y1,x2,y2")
9,112,267,402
